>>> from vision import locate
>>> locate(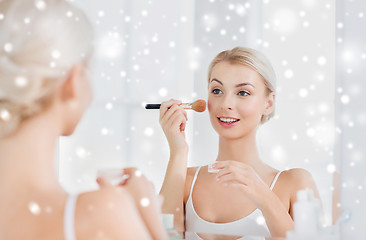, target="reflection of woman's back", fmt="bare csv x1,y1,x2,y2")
159,47,321,238
0,0,166,239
